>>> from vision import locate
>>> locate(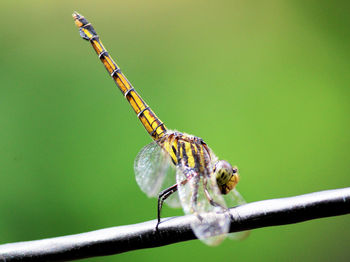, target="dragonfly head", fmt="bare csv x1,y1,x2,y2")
214,160,240,195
